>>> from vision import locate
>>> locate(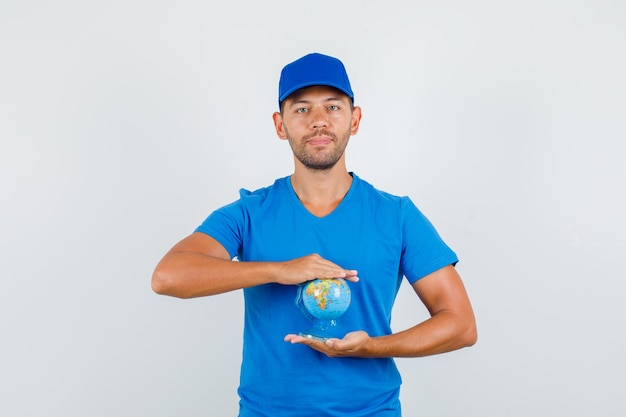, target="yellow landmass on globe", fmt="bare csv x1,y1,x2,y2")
305,279,335,310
